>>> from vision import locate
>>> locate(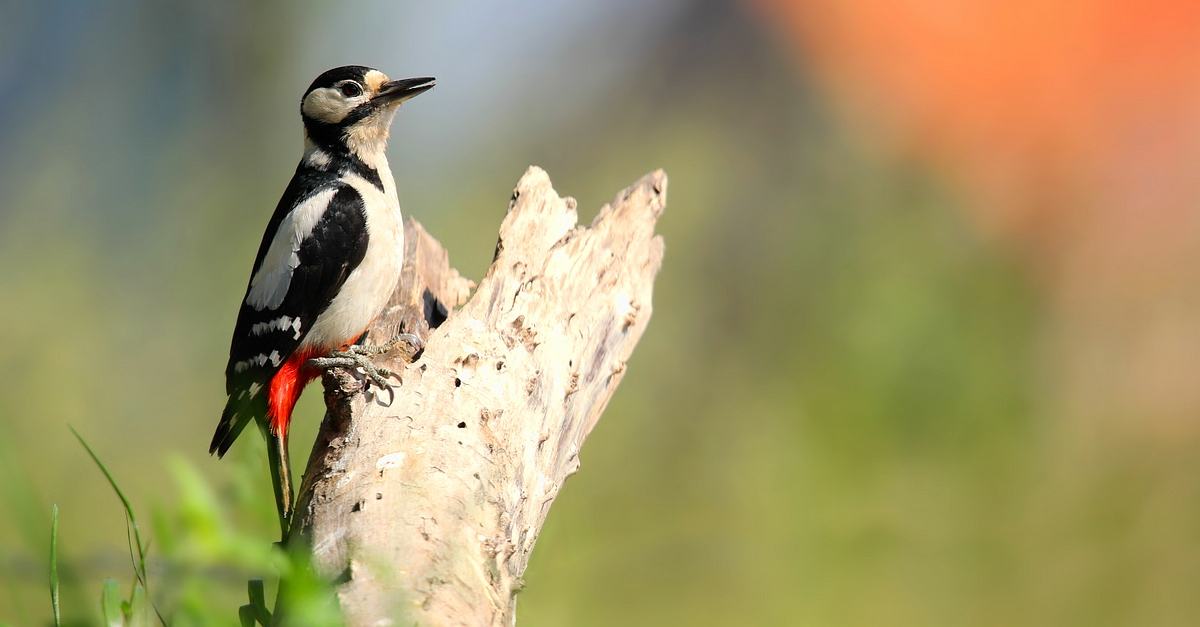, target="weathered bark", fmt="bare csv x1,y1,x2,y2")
290,167,667,626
